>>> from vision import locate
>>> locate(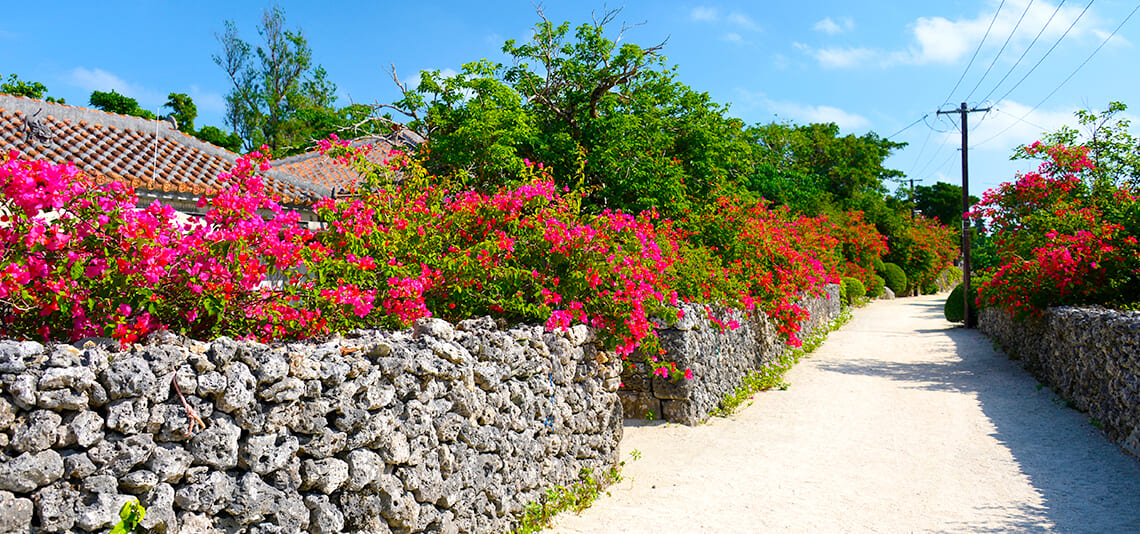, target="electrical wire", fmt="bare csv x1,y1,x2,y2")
943,0,1007,104
965,0,1035,102
992,0,1094,106
971,2,1138,149
980,0,1068,104
886,115,928,140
